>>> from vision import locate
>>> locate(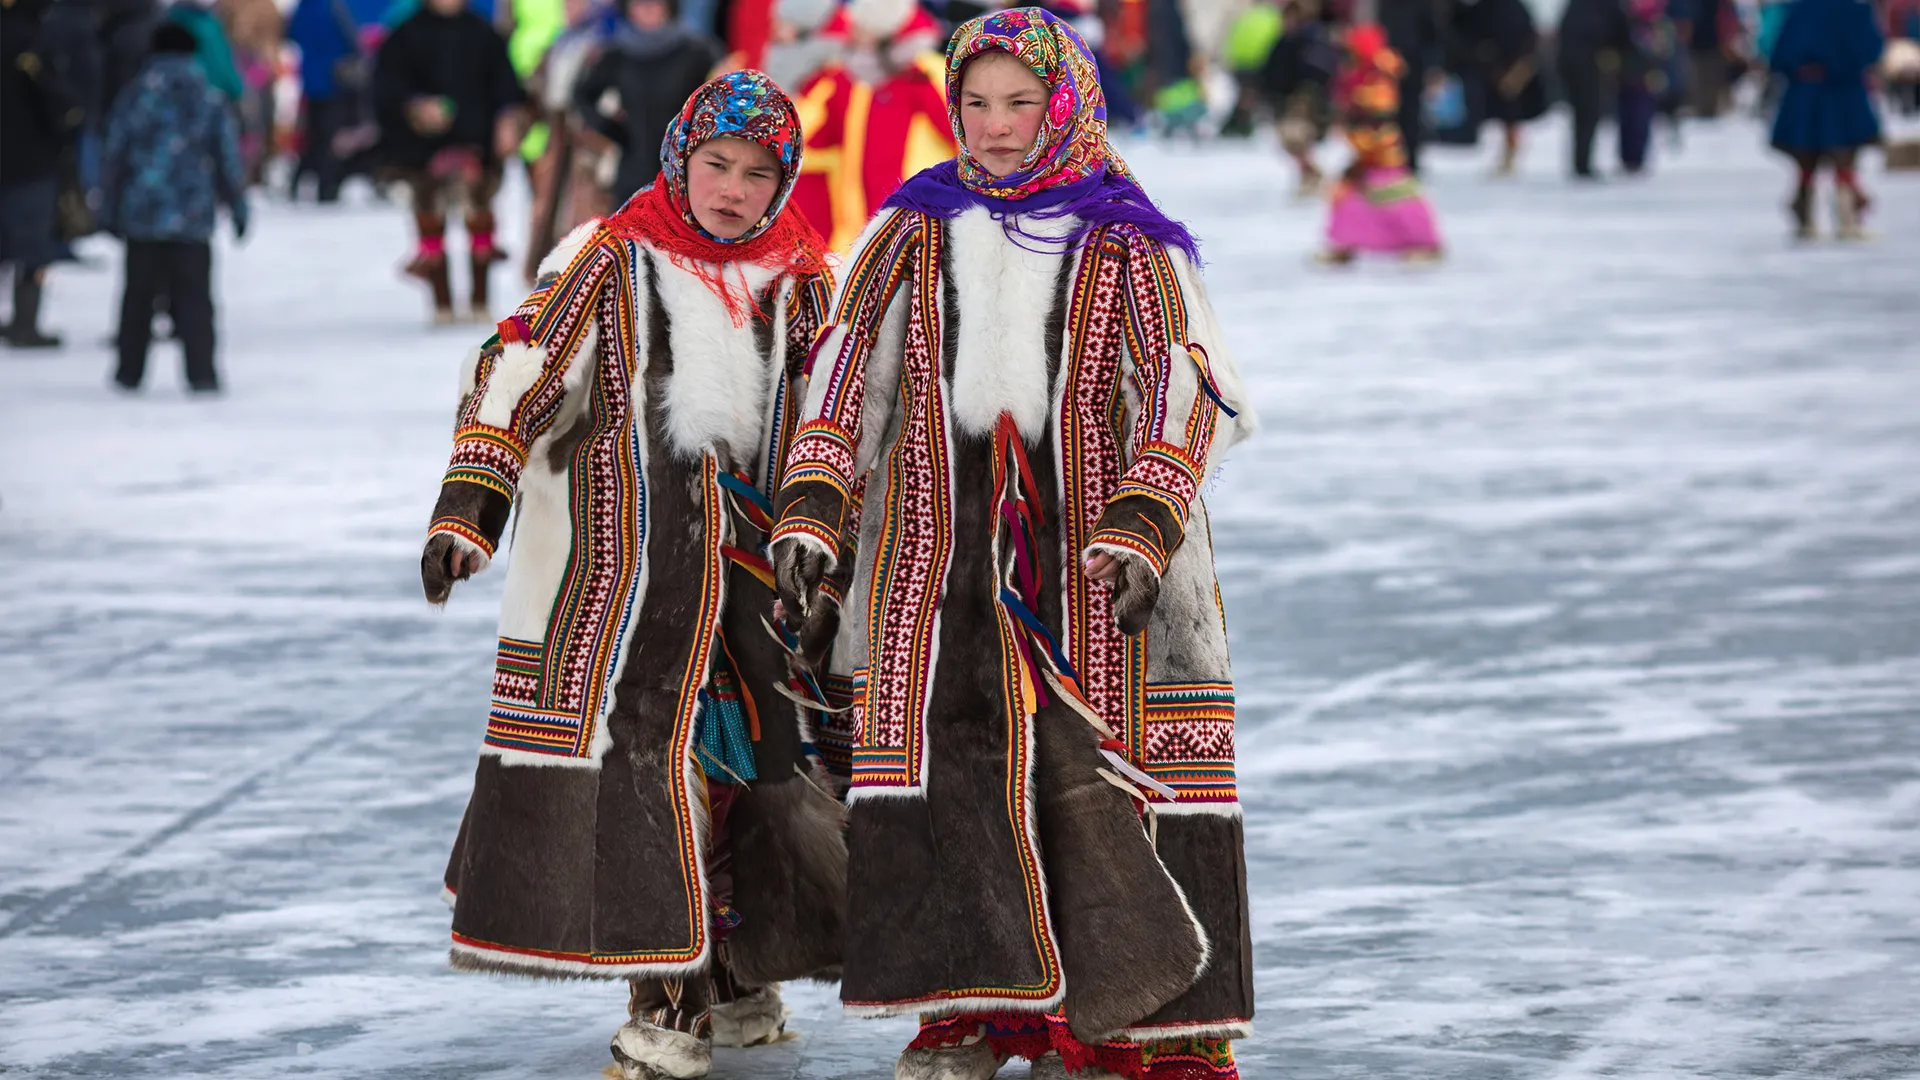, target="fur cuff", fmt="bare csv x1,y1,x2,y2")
428,526,493,575
1087,492,1186,578
709,985,789,1048
610,1018,712,1079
